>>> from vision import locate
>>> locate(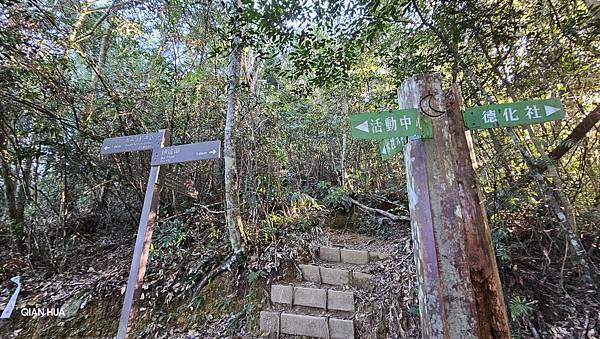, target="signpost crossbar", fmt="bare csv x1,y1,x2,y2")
463,98,564,130
101,132,161,155
351,109,432,140
151,140,221,166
